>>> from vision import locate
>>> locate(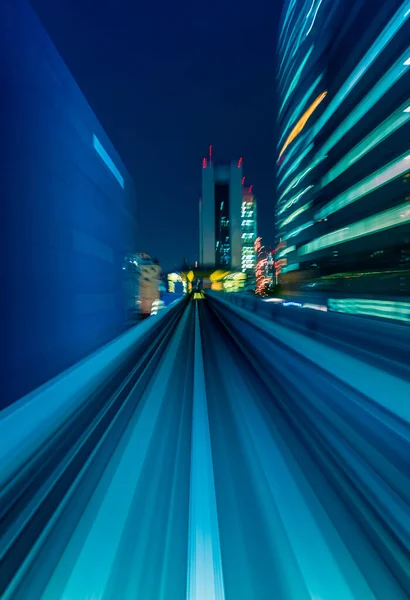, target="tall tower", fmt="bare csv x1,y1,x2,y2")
241,185,258,274
199,155,243,269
